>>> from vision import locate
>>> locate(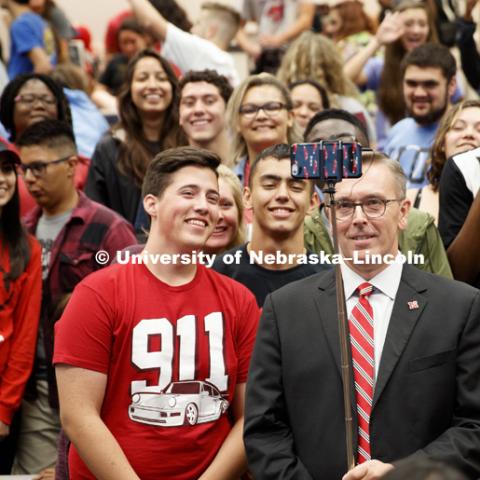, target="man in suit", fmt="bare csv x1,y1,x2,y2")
244,151,480,479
